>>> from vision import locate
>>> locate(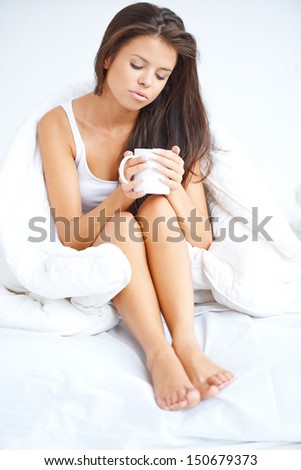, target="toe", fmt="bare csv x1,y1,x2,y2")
171,400,188,411
170,391,179,406
198,383,219,400
207,374,223,387
208,370,233,386
217,372,228,383
156,388,198,412
204,384,219,399
171,388,198,410
178,387,188,403
215,371,234,390
166,403,177,411
225,371,234,381
161,391,189,411
157,398,167,410
186,388,201,407
167,395,188,411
